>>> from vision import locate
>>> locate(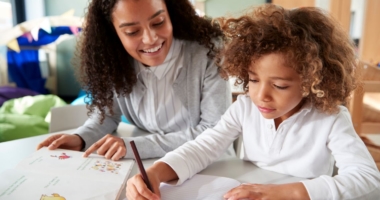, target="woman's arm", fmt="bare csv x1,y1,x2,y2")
75,94,122,150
